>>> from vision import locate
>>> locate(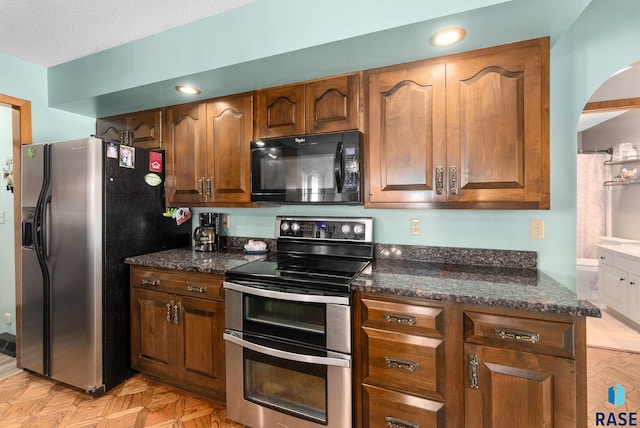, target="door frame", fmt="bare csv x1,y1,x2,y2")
1,94,32,367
